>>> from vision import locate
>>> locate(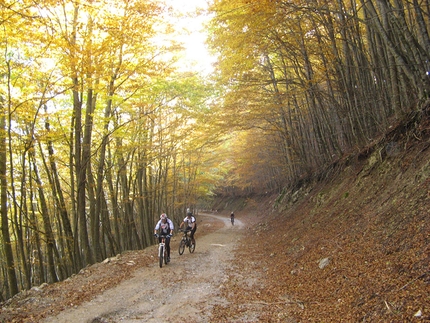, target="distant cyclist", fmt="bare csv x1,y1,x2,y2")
230,211,235,225
154,213,174,262
180,212,197,245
